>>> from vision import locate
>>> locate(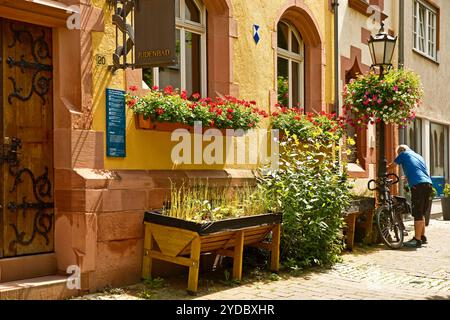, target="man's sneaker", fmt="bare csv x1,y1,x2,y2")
403,237,422,248
421,235,428,244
